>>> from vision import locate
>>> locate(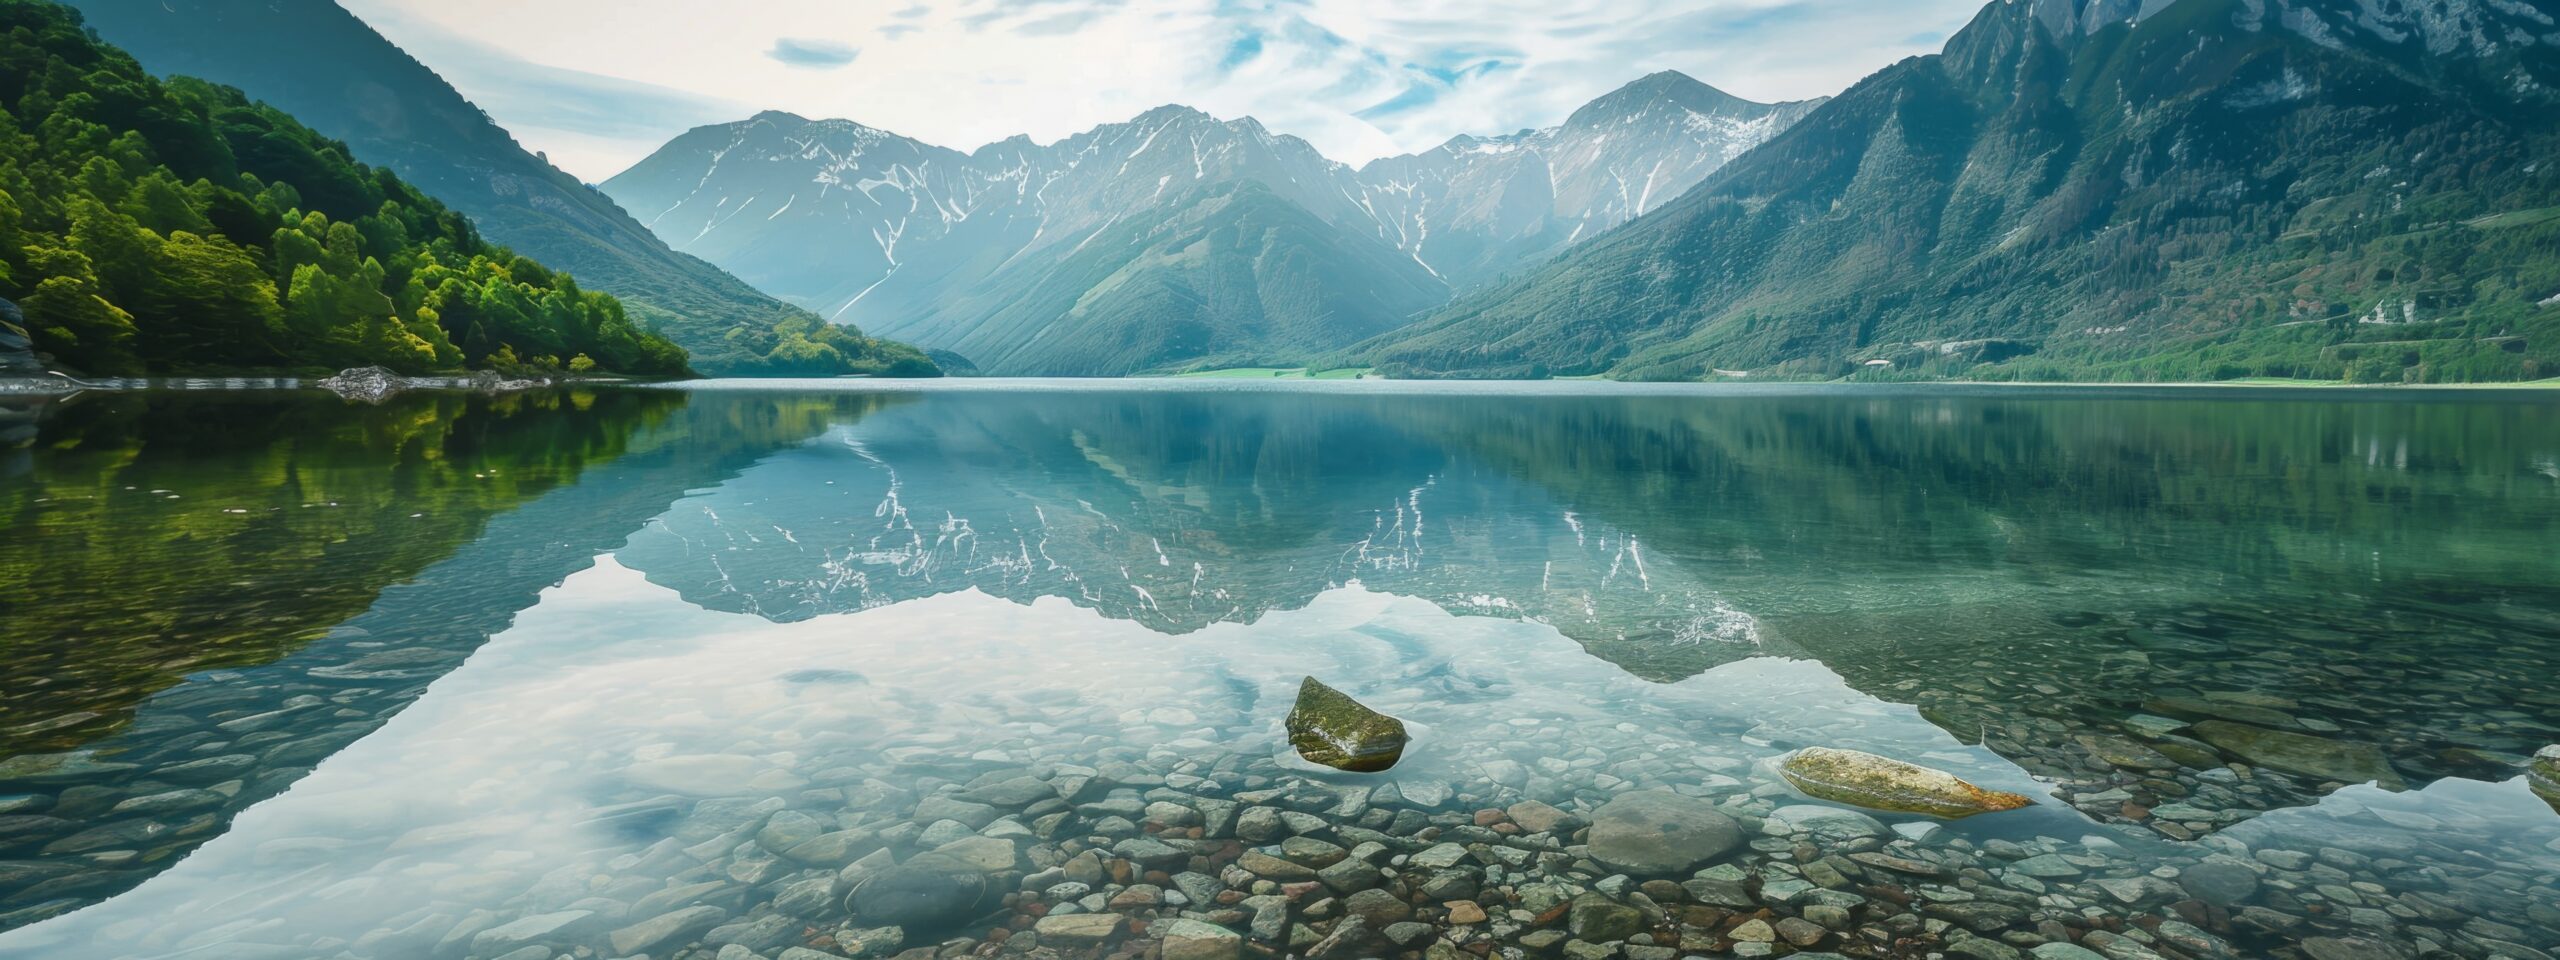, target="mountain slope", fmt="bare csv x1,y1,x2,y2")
1356,71,1825,290
599,76,1817,375
63,0,933,376
1356,0,2560,383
